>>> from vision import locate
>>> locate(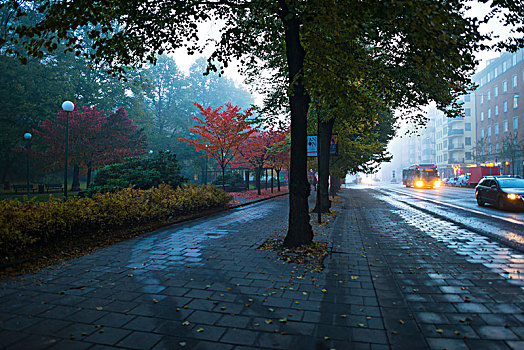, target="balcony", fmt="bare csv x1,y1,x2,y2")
448,129,464,137
448,117,464,124
448,143,465,150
